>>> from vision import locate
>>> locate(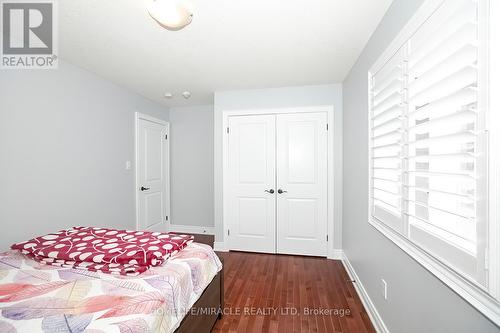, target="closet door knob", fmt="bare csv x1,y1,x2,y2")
141,186,150,191
265,189,275,194
277,189,287,194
